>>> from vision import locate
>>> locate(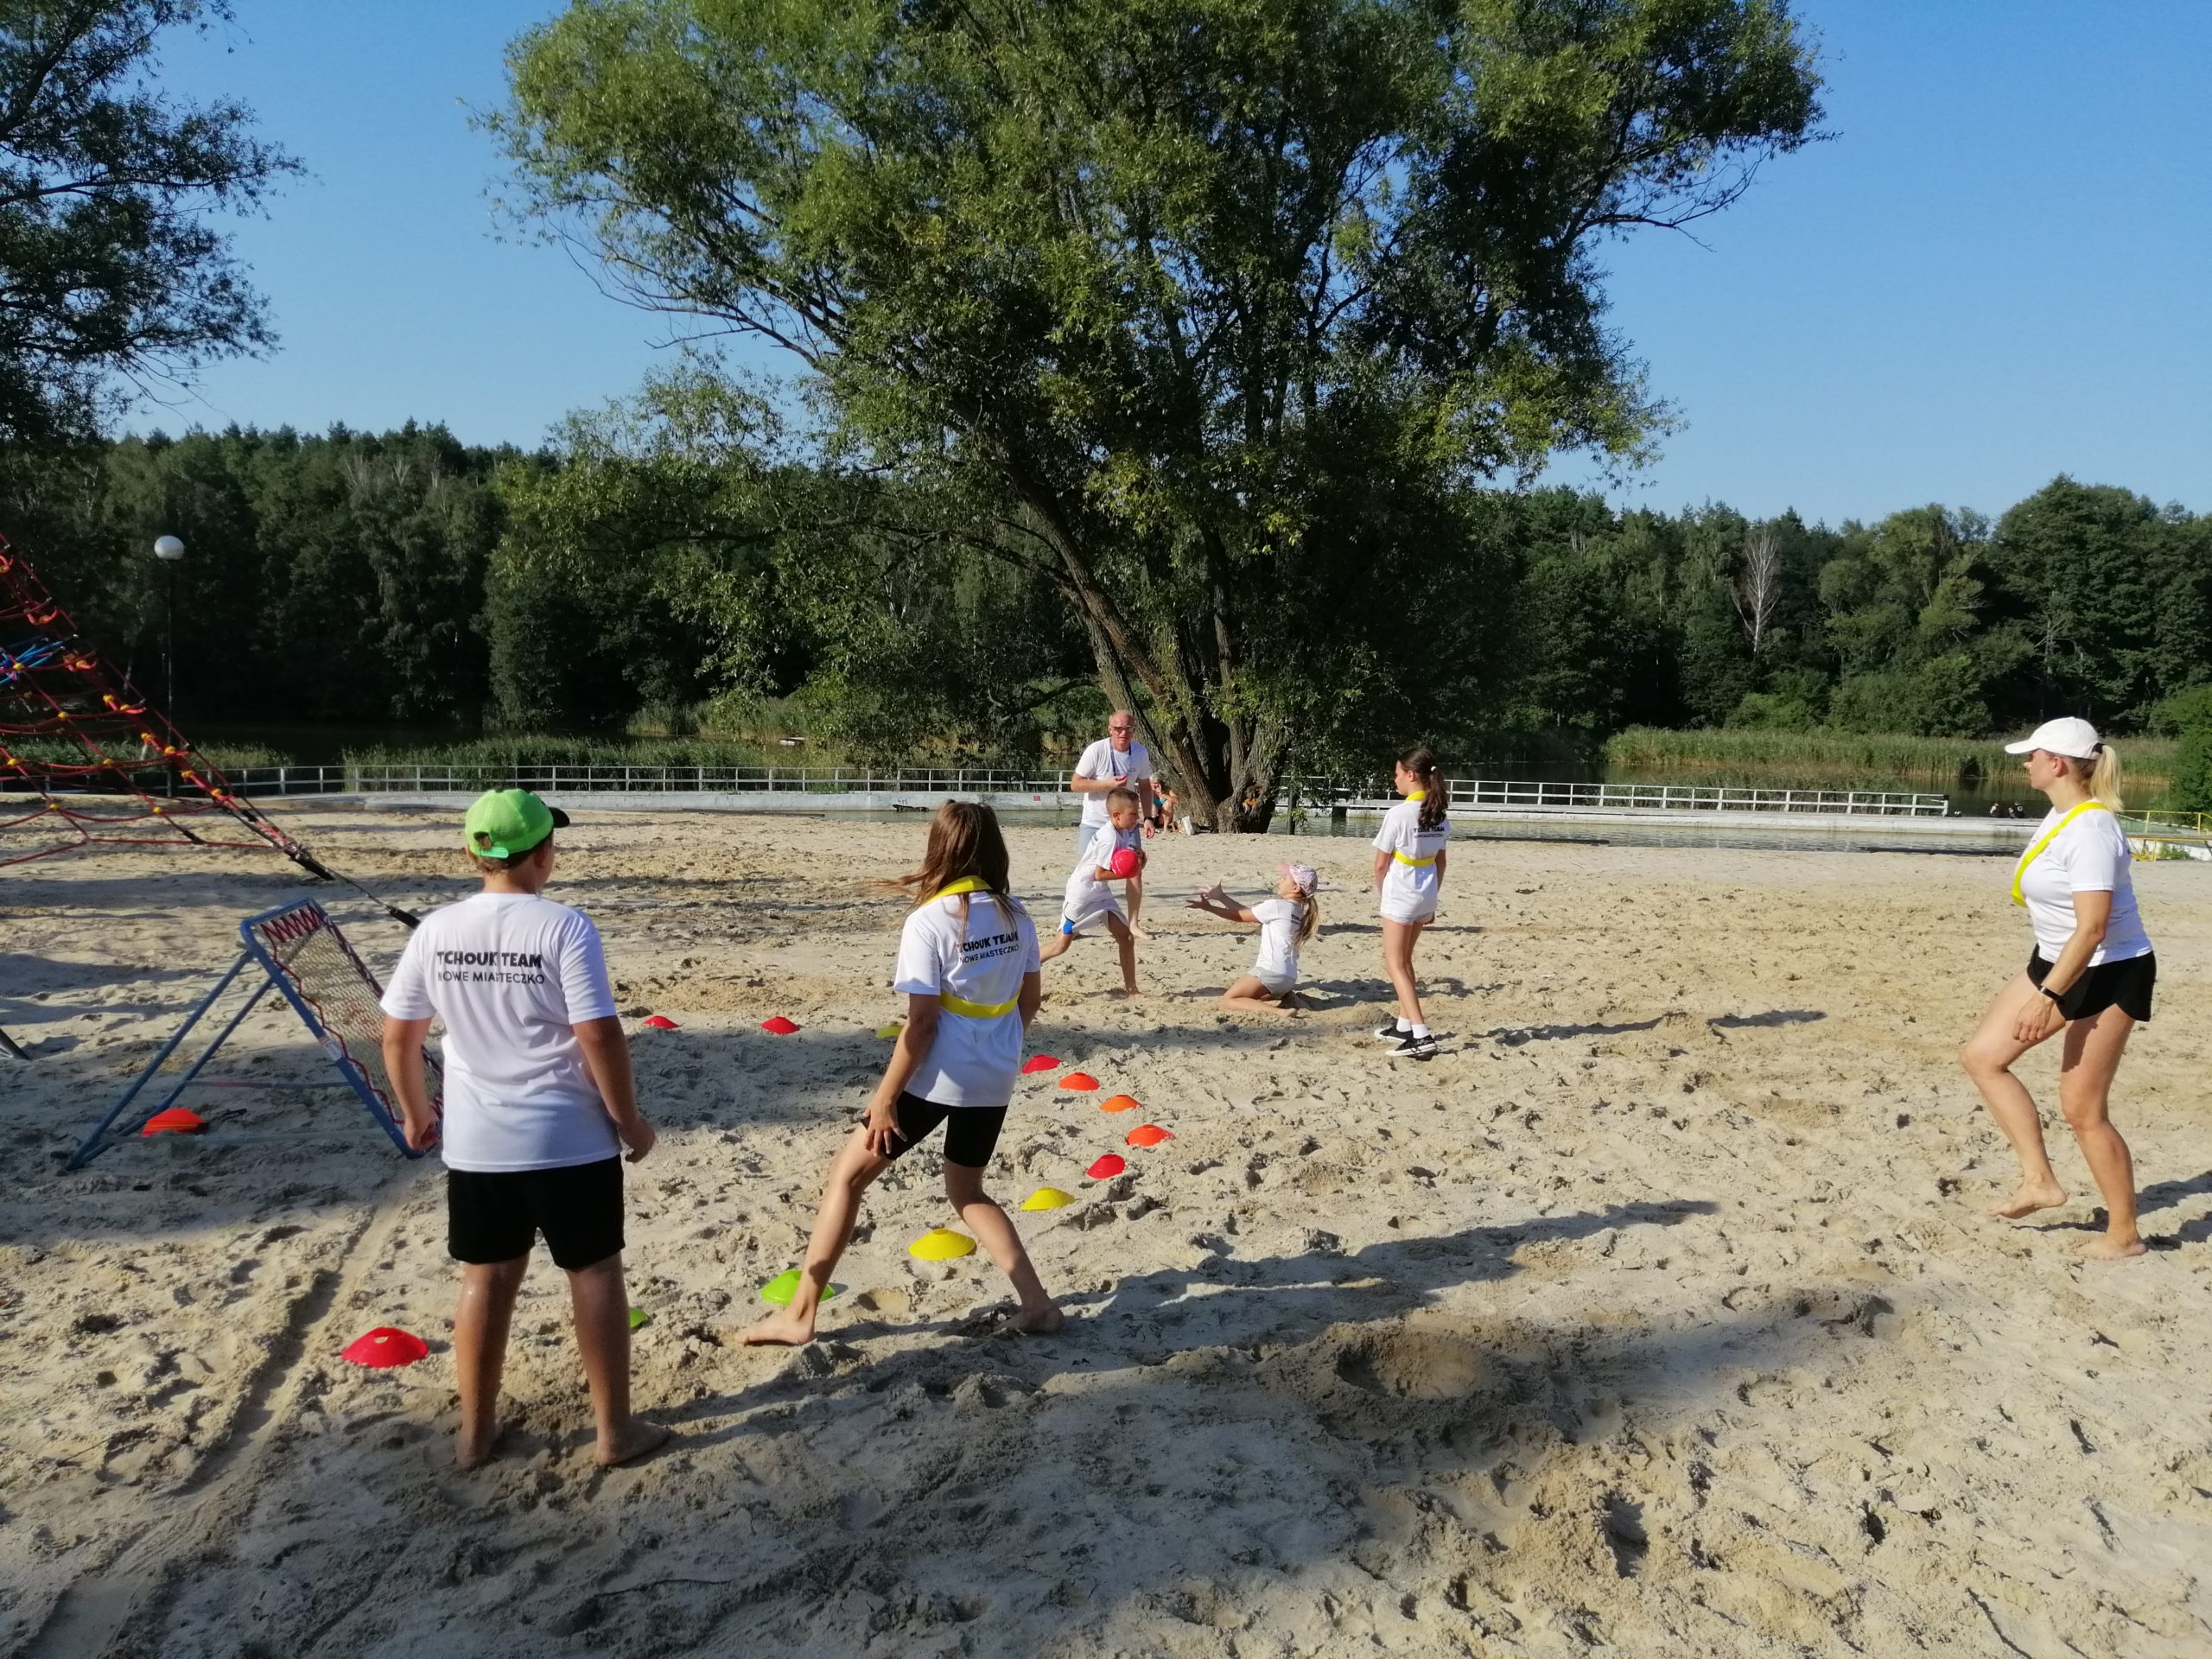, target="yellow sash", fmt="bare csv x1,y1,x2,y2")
1406,790,1426,800
1393,849,1436,867
941,989,1019,1019
2012,801,2109,906
931,878,1017,1016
